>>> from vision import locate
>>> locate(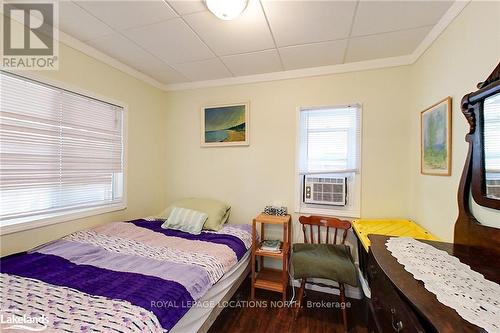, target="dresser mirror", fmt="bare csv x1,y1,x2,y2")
455,62,500,250
468,65,500,210
484,92,500,200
